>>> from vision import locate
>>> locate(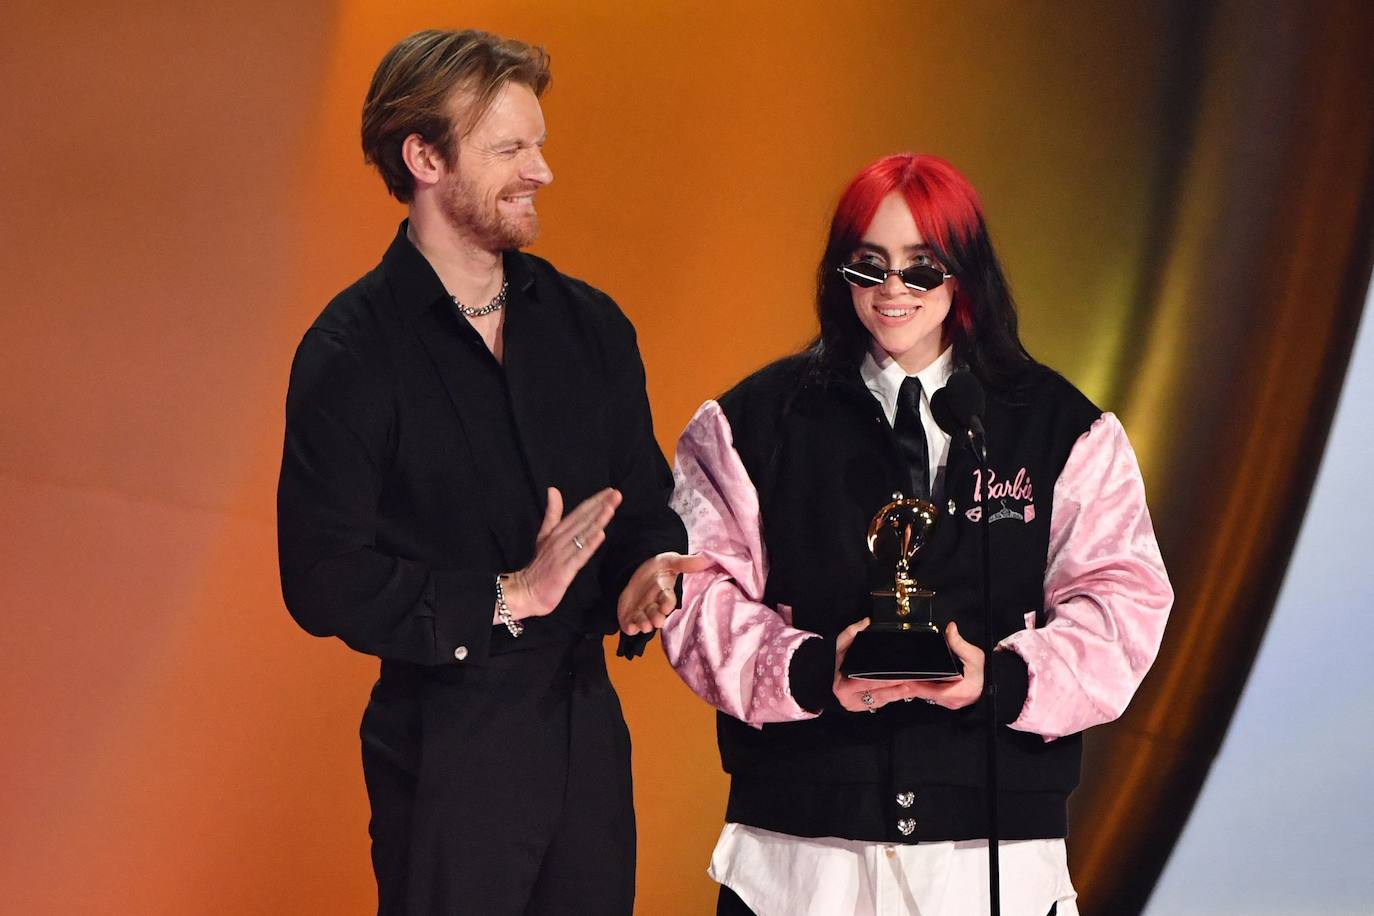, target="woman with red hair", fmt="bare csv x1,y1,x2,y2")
659,154,1173,915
